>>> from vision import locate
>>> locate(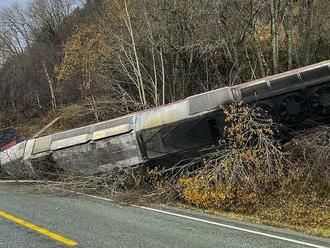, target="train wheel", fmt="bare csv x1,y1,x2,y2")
310,86,330,118
278,94,309,124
